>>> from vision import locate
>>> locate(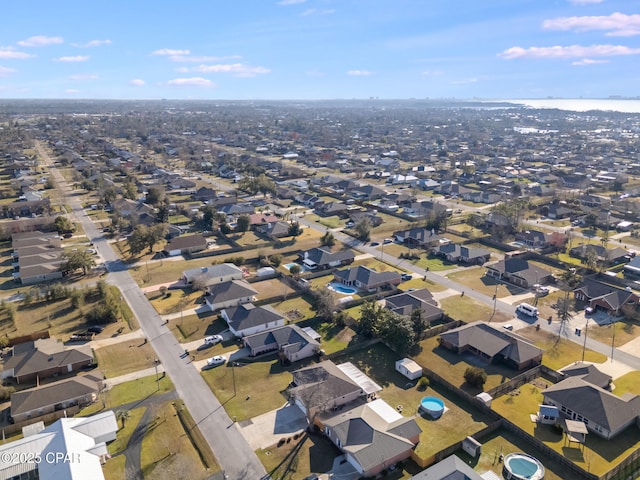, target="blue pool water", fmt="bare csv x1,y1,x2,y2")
327,282,358,295
504,453,545,480
419,396,445,418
